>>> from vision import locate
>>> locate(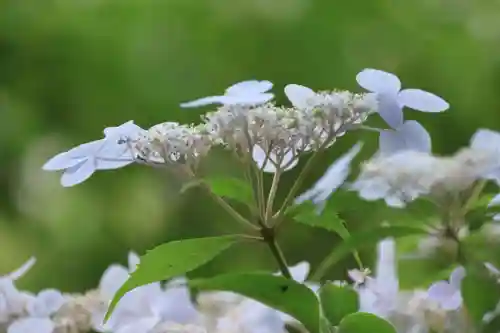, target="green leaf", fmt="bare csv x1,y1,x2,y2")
291,201,349,239
337,312,397,333
319,284,359,326
190,273,321,333
204,177,254,205
461,266,500,325
312,226,427,280
105,235,243,321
